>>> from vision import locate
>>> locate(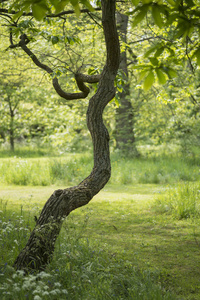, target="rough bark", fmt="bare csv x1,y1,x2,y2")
115,12,139,157
13,0,120,273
